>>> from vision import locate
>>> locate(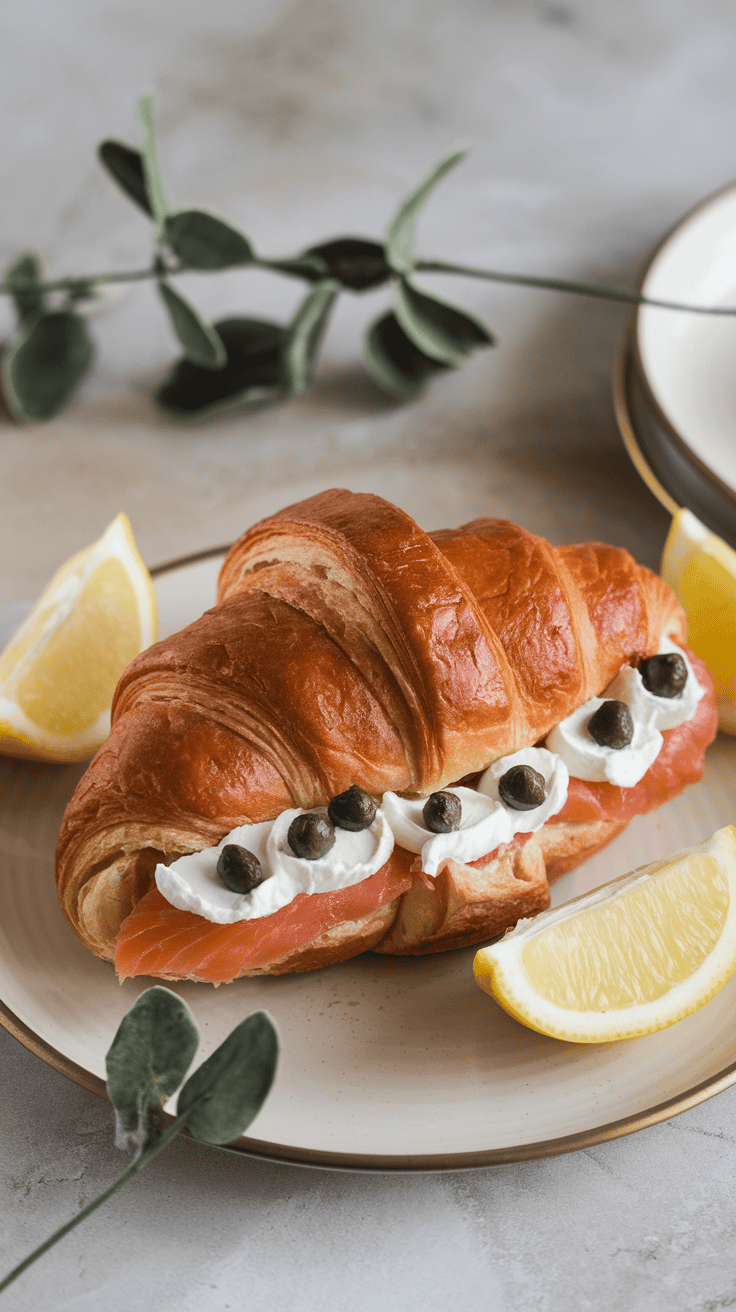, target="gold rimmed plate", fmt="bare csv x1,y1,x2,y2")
1,549,736,1171
616,180,736,551
614,330,736,550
